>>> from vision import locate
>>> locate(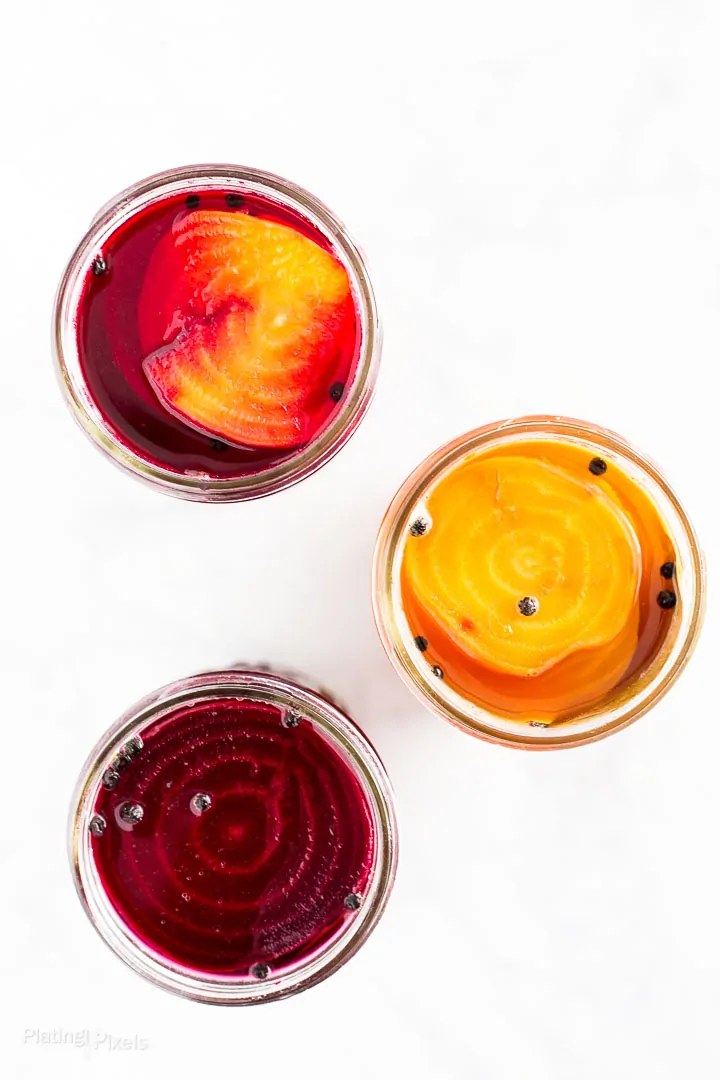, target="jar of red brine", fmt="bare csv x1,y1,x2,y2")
69,669,398,1004
54,166,380,500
